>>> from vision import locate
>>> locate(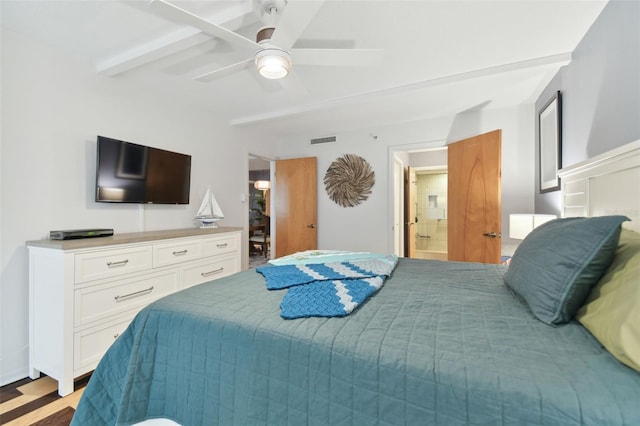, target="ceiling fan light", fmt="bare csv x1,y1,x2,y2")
255,48,291,79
